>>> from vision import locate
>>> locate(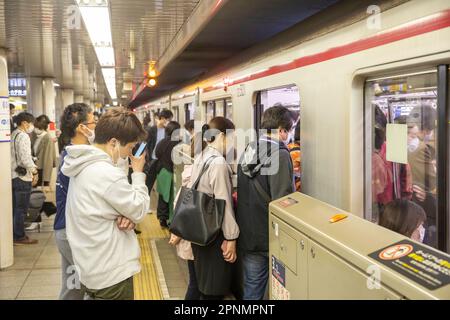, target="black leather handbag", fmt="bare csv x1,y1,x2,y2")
170,156,225,246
